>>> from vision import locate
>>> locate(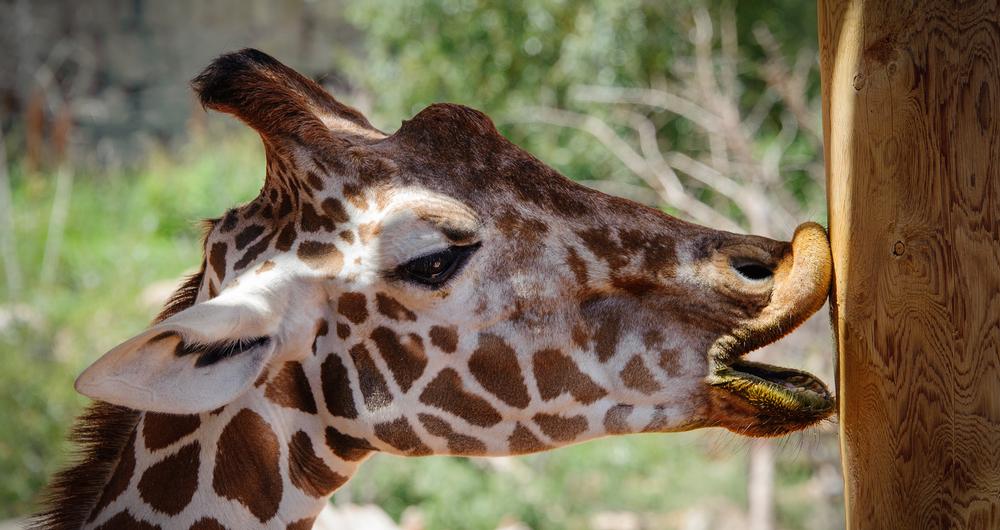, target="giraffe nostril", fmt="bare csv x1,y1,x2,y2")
730,258,774,281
